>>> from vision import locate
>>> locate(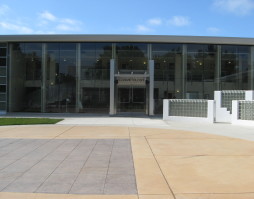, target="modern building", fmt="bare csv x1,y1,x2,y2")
0,35,253,115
